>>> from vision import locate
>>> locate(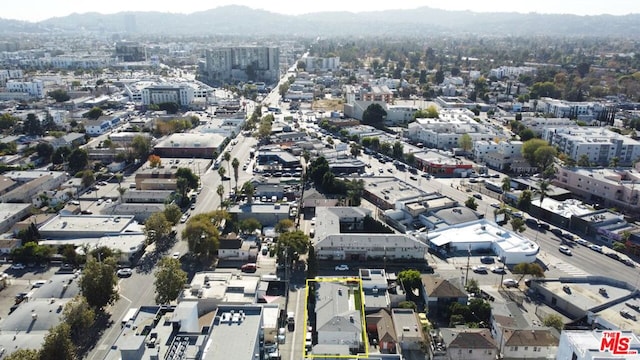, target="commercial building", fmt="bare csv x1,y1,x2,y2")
542,127,640,166
154,133,225,158
556,330,640,360
413,151,473,176
554,167,640,214
114,41,145,62
201,47,280,85
424,219,539,264
179,271,261,316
